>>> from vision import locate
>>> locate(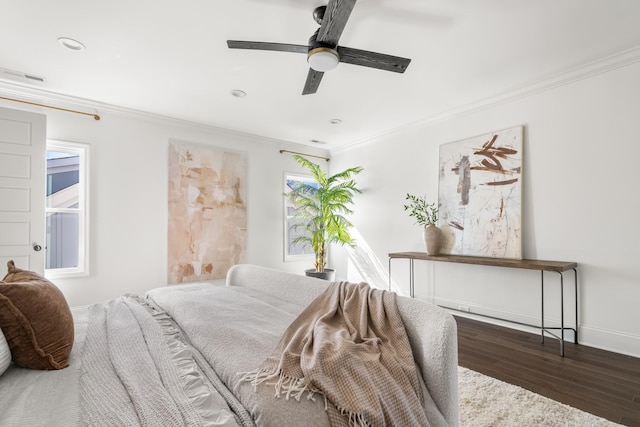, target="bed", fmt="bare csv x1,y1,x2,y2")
0,263,459,426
